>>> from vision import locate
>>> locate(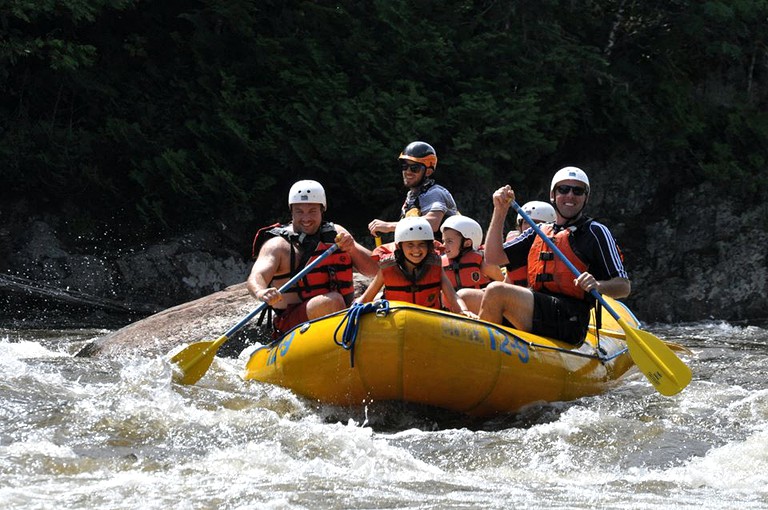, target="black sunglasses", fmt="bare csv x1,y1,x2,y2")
400,162,425,173
555,184,587,196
